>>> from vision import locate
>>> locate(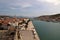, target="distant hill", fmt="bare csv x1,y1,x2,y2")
35,14,60,22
